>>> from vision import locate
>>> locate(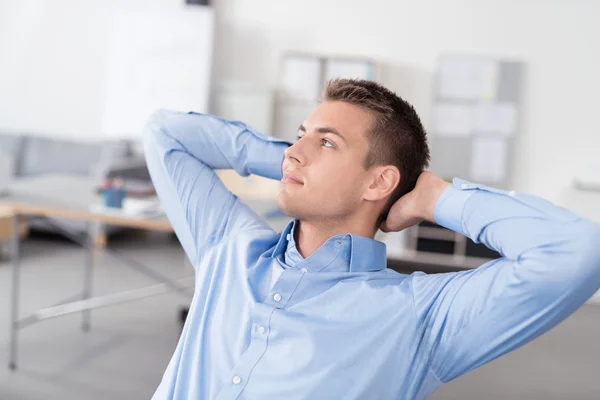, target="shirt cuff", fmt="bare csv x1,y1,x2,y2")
246,130,291,181
433,178,477,236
